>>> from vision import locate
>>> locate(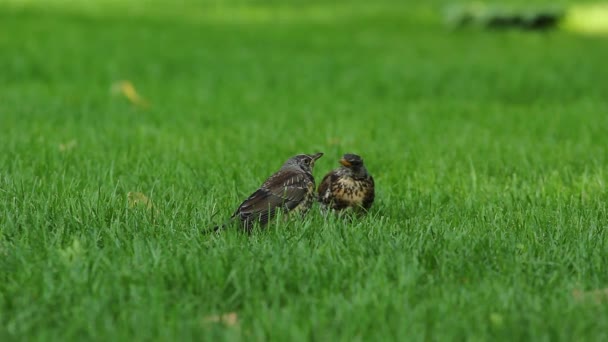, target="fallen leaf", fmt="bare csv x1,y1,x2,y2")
127,192,154,210
59,238,84,264
202,312,239,327
572,288,608,304
59,139,77,152
111,80,149,108
327,137,341,146
489,313,504,327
